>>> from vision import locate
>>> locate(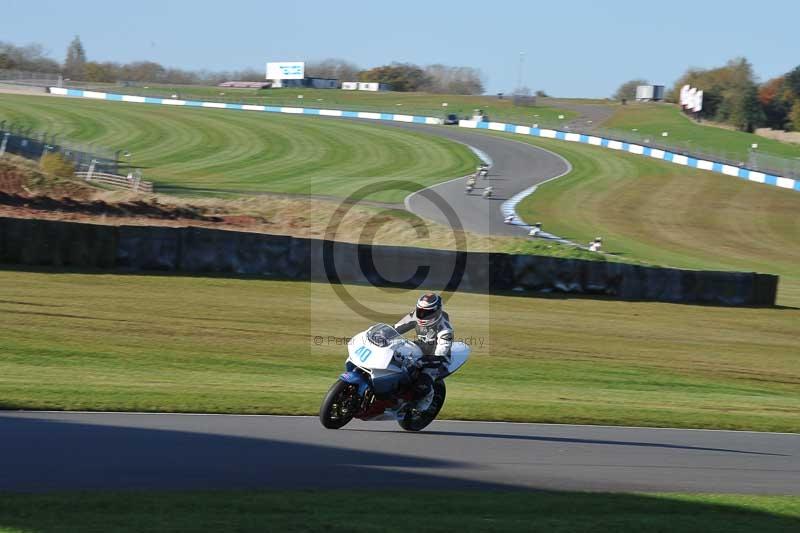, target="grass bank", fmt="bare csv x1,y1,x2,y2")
0,94,476,202
0,490,797,532
1,269,797,432
504,132,800,306
603,103,800,161
81,84,577,125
